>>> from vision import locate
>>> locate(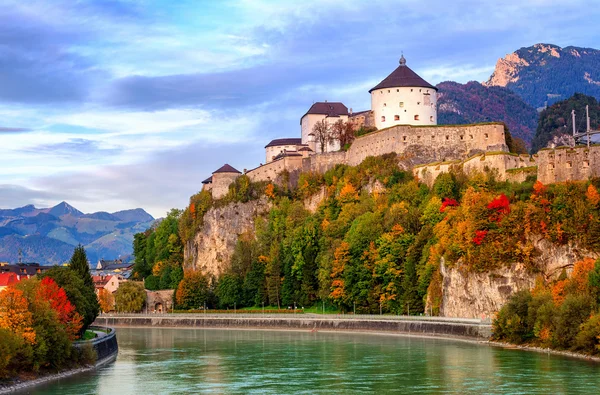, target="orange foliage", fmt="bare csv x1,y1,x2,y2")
321,218,330,231
551,280,568,305
98,288,115,314
587,184,600,206
339,182,359,202
533,181,547,196
571,257,595,292
189,202,196,220
0,287,36,344
330,242,350,300
265,183,276,199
